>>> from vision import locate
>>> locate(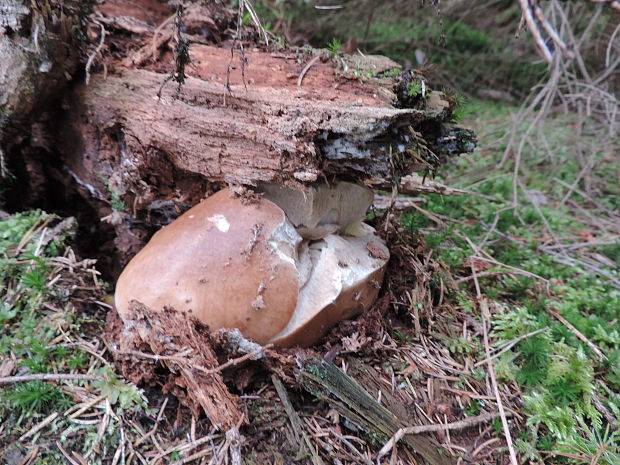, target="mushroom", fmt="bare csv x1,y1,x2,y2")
256,181,374,239
115,187,389,347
